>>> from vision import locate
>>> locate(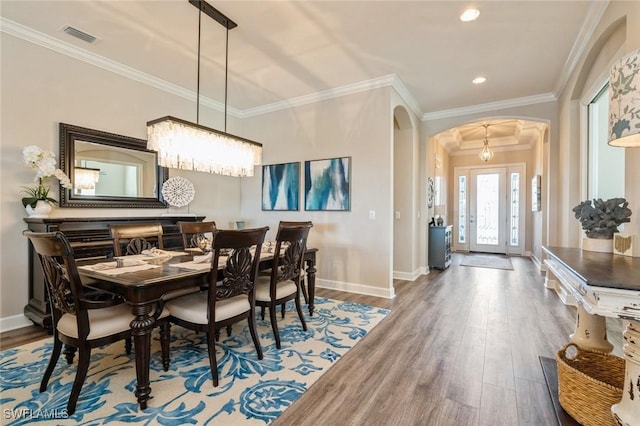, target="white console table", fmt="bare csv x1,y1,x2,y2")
543,246,640,426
